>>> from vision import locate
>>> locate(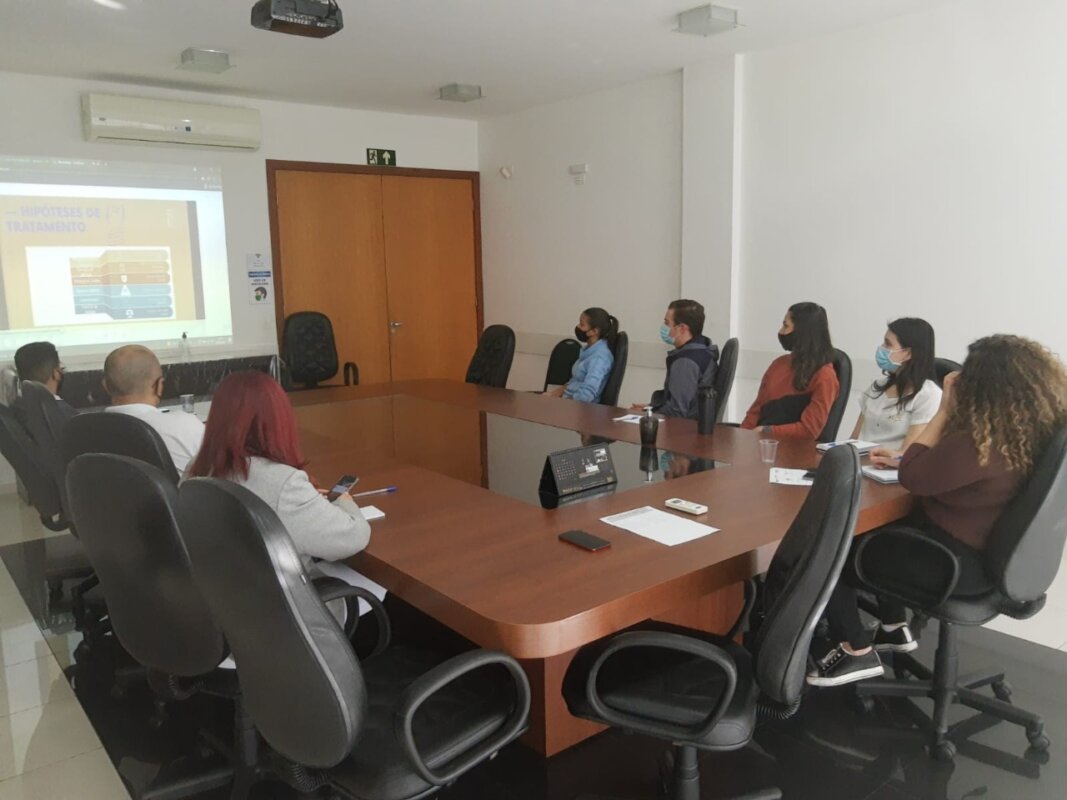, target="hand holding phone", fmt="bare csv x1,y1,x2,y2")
326,474,359,502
